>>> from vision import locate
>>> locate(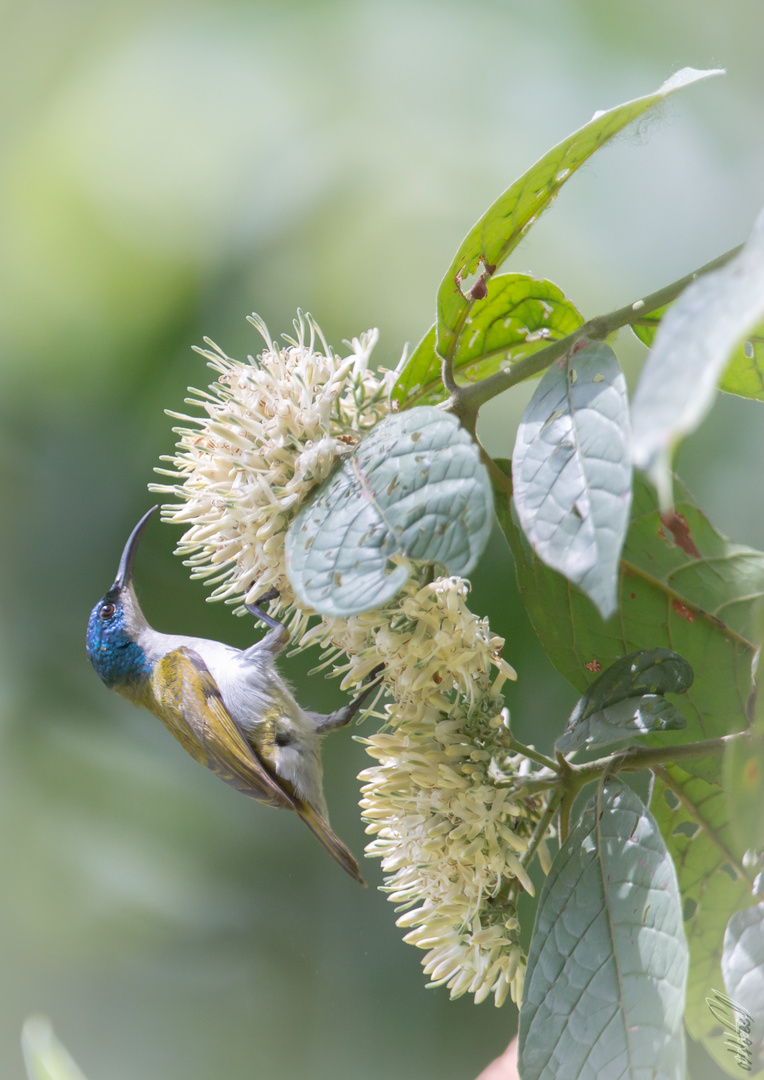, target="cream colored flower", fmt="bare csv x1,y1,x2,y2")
152,313,391,630
154,314,543,1006
344,576,532,1007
